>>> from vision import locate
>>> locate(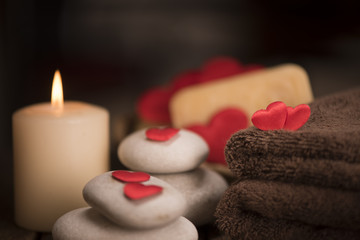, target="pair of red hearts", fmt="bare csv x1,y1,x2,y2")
112,170,163,200
251,101,311,131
